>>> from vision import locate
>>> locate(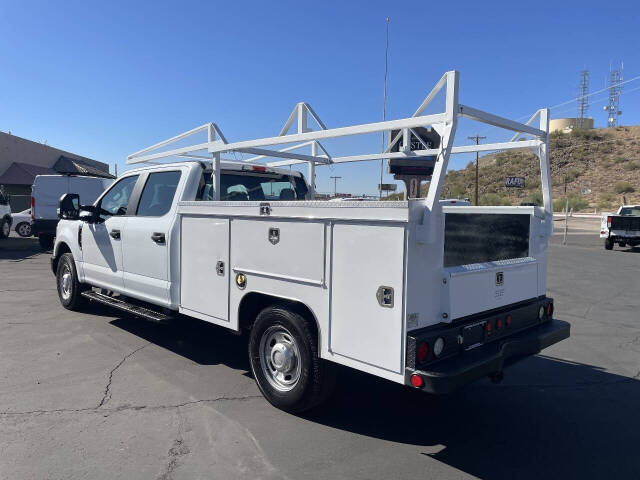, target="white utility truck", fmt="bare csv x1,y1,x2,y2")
51,71,569,412
600,205,640,250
